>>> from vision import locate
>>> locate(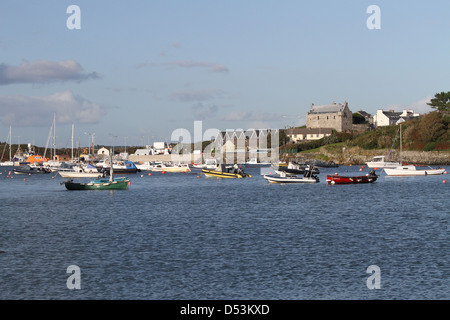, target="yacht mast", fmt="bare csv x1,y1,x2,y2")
53,112,56,160
399,123,402,163
9,126,12,161
71,123,74,160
